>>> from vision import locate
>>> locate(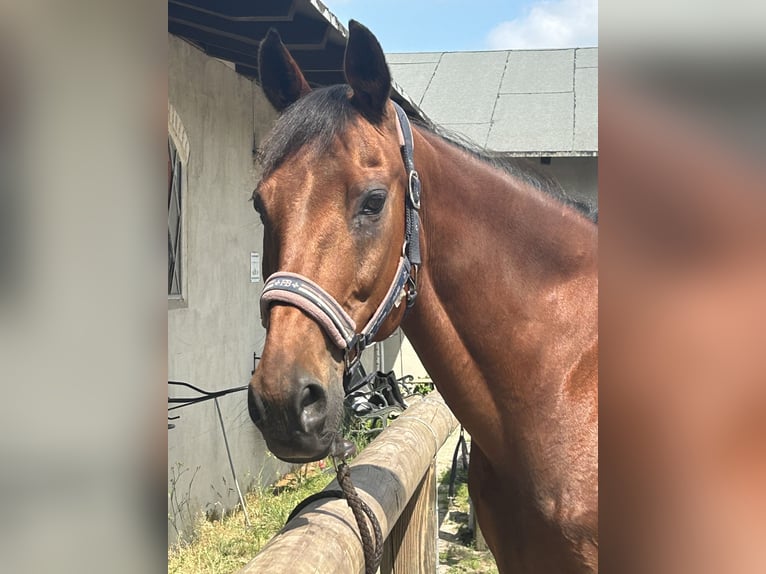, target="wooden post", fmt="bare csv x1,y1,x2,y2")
238,393,458,574
381,460,437,573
